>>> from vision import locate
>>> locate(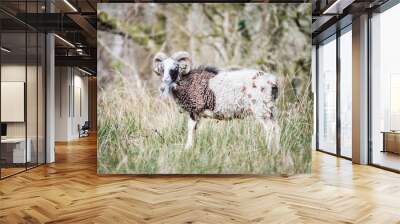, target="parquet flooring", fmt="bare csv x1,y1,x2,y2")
1,135,400,223
0,167,26,178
